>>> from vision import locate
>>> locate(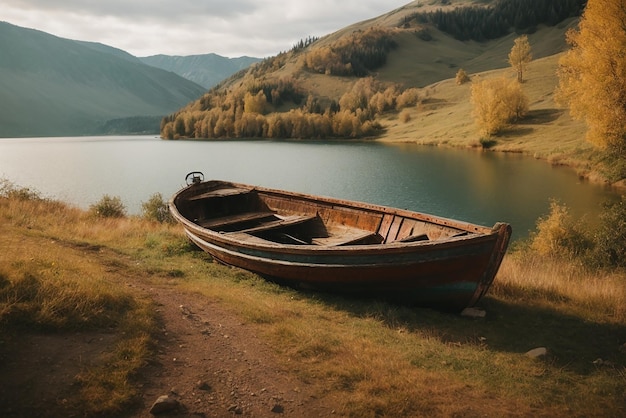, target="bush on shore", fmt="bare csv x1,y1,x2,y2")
89,195,126,218
526,197,626,270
